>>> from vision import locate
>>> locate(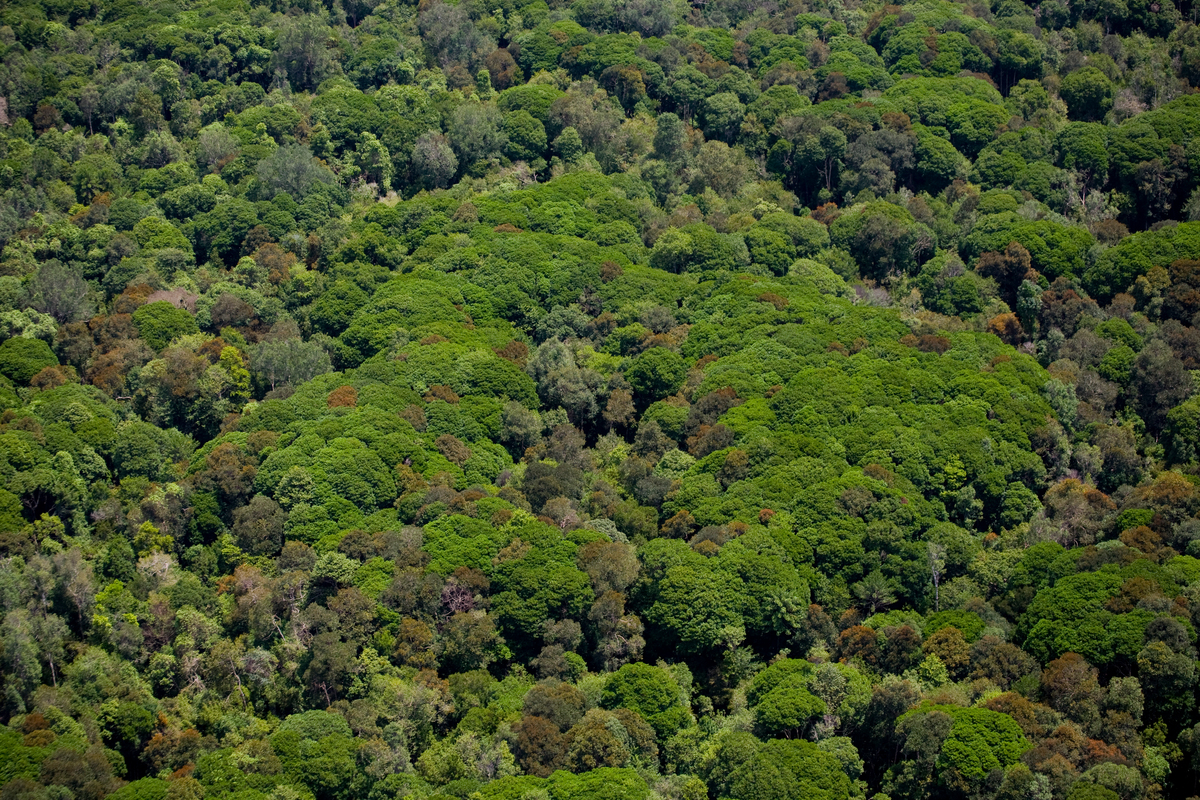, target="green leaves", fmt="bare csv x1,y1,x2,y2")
601,663,692,741
727,738,853,800
1061,68,1116,122
1019,571,1127,663
625,348,686,403
932,705,1029,779
131,302,199,351
503,110,548,163
5,7,1200,800
0,336,57,383
753,675,826,739
644,564,745,655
